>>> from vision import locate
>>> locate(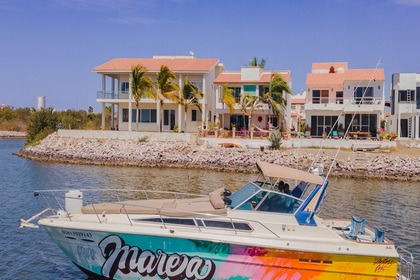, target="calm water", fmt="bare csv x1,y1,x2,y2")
0,139,418,279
